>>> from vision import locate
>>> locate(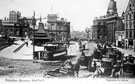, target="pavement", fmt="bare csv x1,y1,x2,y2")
1,40,134,78
113,46,135,57
0,40,95,78
0,40,33,60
